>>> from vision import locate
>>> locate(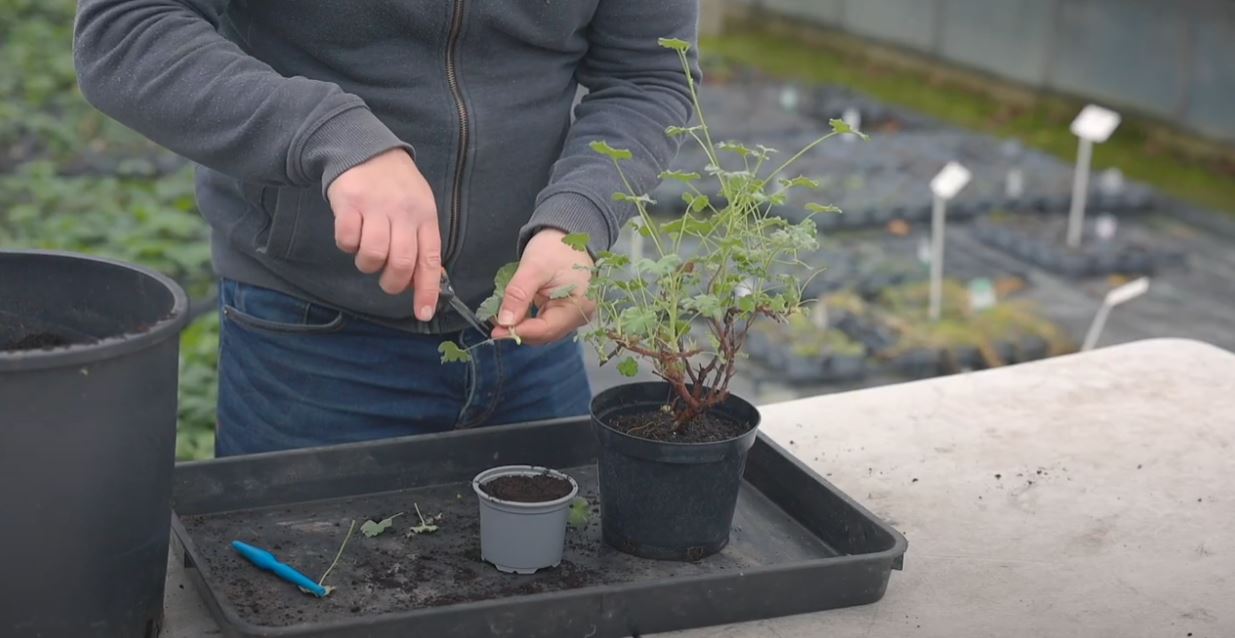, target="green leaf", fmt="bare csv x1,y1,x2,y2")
476,294,502,322
493,261,520,290
475,261,520,321
806,203,842,214
613,192,655,206
407,503,440,535
657,37,690,52
738,295,757,313
686,294,725,321
660,215,713,237
589,139,633,161
829,118,870,140
717,140,751,157
779,176,821,190
659,170,701,183
550,284,577,300
639,254,682,279
438,341,472,364
617,357,639,377
682,193,711,213
300,584,336,597
409,521,439,535
619,307,658,335
561,233,590,252
568,497,592,529
596,251,630,268
360,513,403,538
665,125,703,138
